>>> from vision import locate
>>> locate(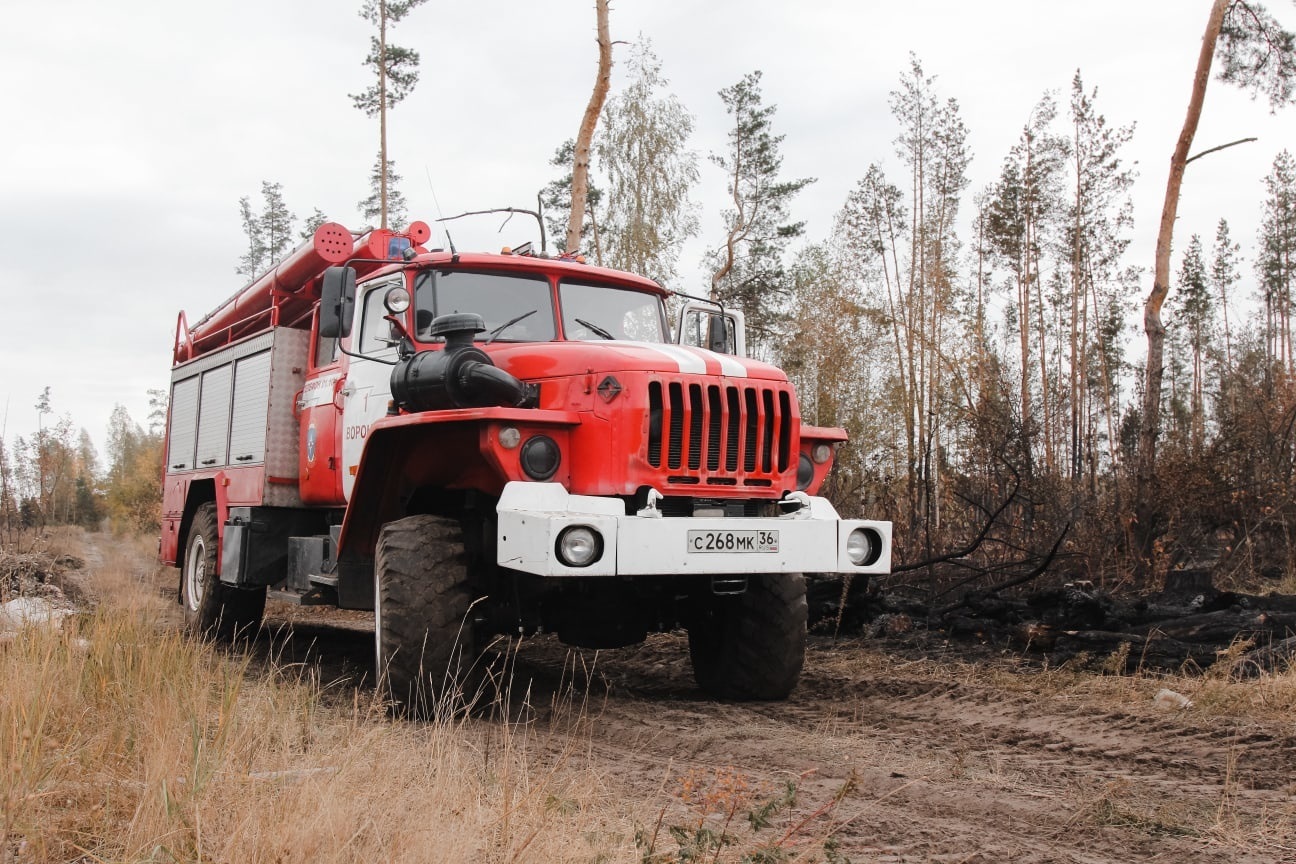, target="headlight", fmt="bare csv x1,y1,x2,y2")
383,286,411,314
499,426,521,449
796,453,815,490
847,528,882,566
556,525,603,567
520,435,561,480
812,443,833,464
